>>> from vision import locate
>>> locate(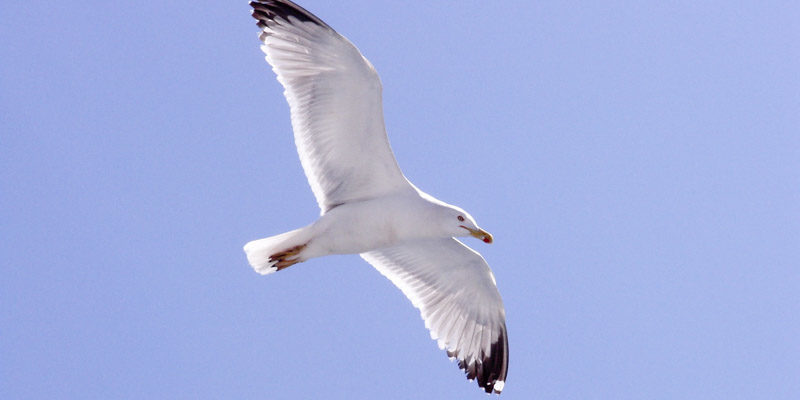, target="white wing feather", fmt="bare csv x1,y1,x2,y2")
361,238,508,393
252,1,410,213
